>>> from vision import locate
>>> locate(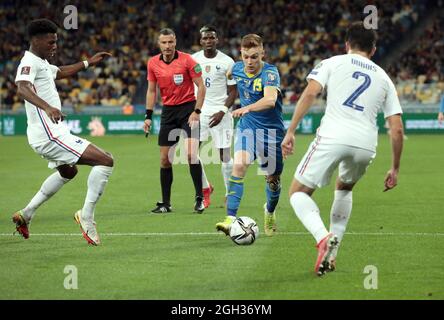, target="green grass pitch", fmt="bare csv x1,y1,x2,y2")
0,134,443,299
